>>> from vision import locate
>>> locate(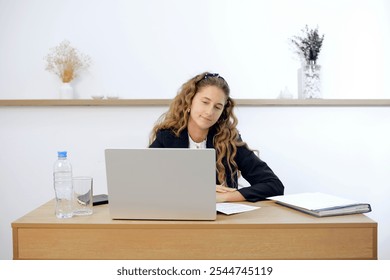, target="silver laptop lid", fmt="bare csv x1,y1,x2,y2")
105,148,216,220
